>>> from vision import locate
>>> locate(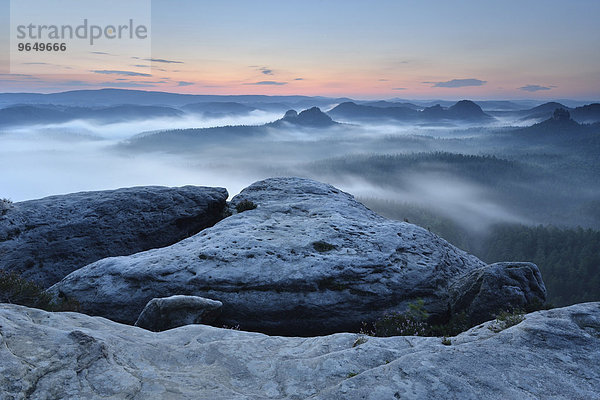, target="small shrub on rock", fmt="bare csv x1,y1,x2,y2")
0,271,79,312
0,198,13,216
370,299,430,336
364,299,474,338
312,241,336,252
374,312,429,336
235,200,257,213
428,311,469,337
488,309,525,333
